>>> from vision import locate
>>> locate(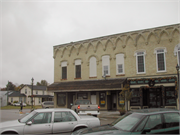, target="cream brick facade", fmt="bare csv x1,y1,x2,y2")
50,24,180,111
